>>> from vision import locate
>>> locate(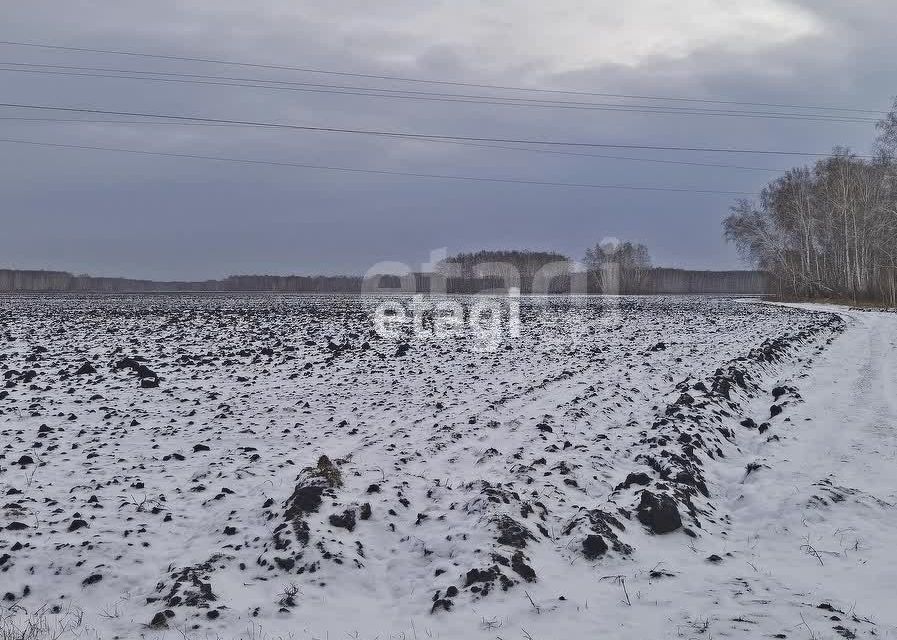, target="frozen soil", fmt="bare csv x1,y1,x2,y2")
0,294,893,639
